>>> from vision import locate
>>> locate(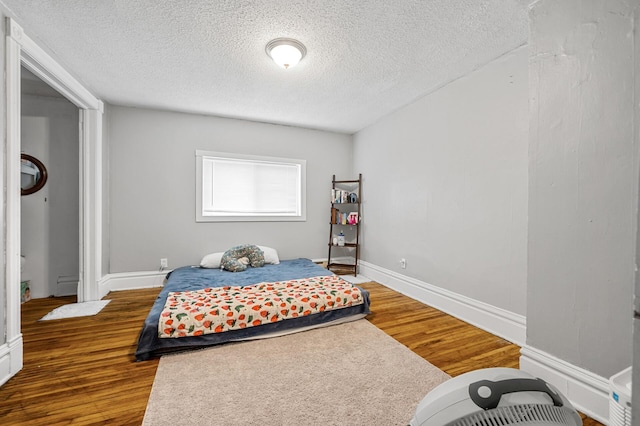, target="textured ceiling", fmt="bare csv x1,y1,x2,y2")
3,1,528,134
